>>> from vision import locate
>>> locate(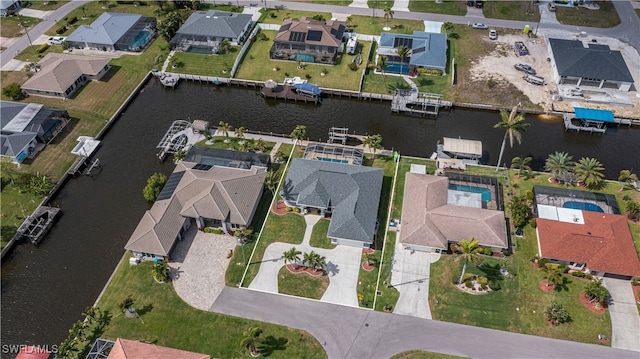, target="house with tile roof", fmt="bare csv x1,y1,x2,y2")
547,38,635,91
21,54,111,99
66,12,156,52
170,11,253,53
399,173,508,253
1,101,70,163
281,158,383,248
270,17,346,65
377,31,447,75
107,338,210,359
125,148,269,259
536,205,640,279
